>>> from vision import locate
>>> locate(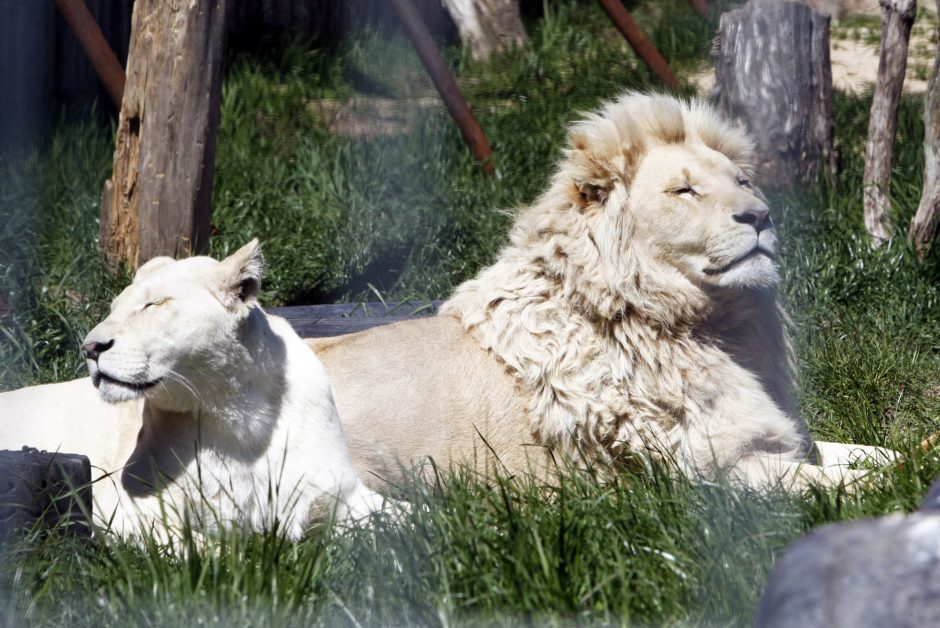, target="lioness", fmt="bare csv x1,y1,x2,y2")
0,240,383,539
312,92,894,490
